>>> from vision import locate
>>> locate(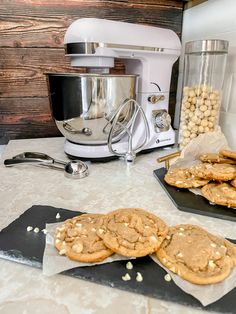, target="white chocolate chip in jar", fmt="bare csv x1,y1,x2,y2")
179,84,221,148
